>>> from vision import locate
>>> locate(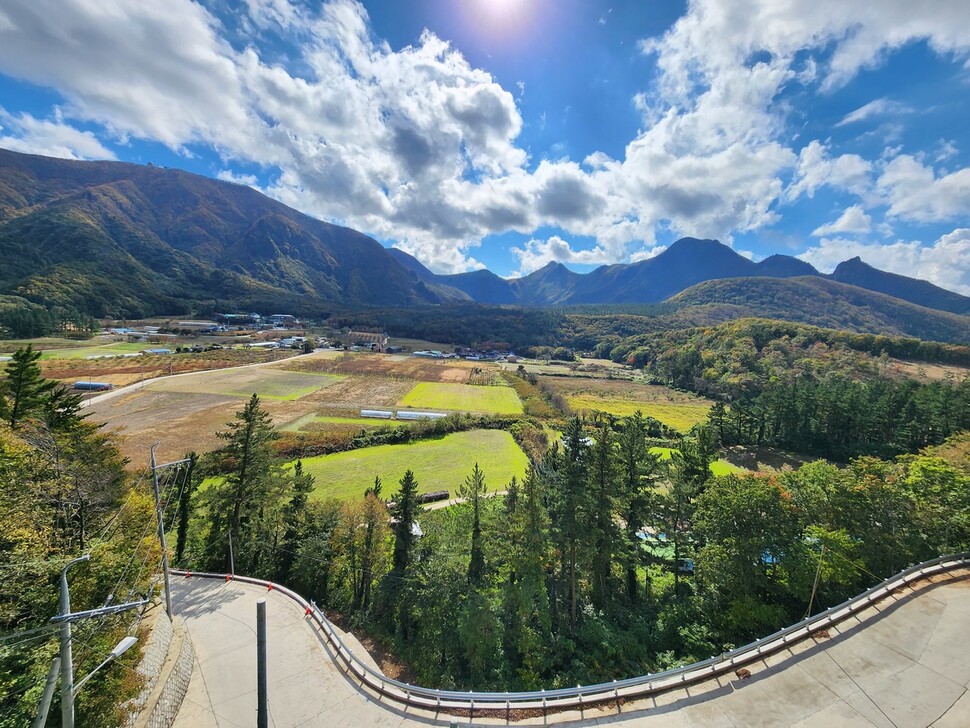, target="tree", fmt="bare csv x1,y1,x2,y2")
204,394,280,572
391,470,419,574
0,345,56,428
617,412,662,602
458,463,487,586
